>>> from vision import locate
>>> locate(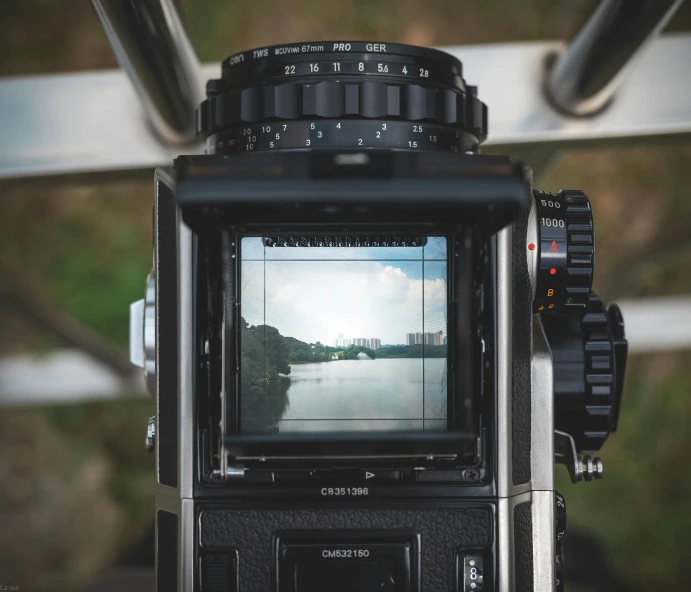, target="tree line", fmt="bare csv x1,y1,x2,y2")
242,317,447,372
240,318,447,433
